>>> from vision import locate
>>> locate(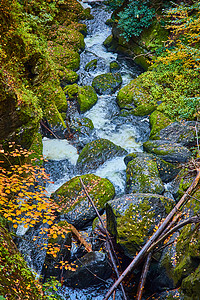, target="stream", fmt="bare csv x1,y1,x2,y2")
17,2,151,299
43,2,150,197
